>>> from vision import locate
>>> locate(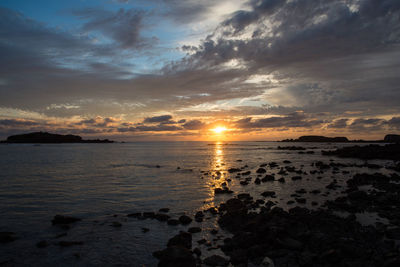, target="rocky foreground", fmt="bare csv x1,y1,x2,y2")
150,146,400,267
